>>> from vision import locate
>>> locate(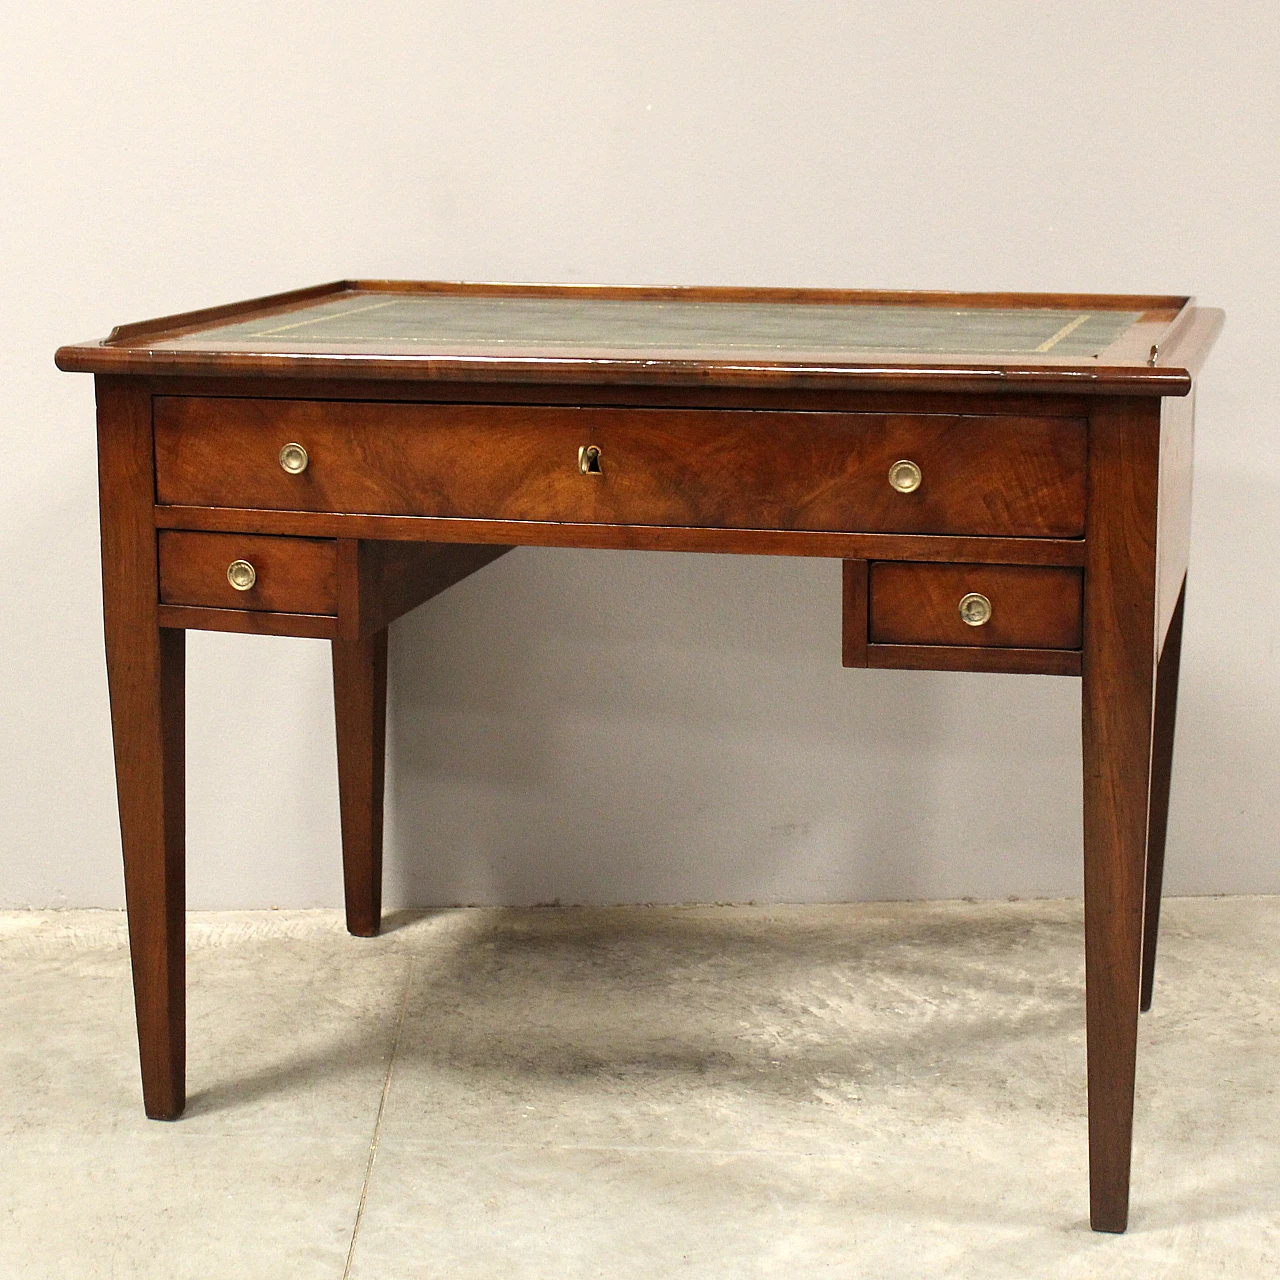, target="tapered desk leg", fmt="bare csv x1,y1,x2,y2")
97,379,187,1120
332,629,388,937
1081,400,1161,1233
1141,580,1186,1013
